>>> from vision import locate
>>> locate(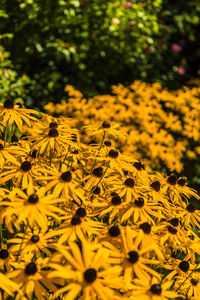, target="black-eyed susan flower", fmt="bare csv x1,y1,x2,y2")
37,164,84,204
104,226,160,286
174,272,200,298
0,99,38,132
2,187,63,231
176,202,200,228
8,228,57,259
29,114,79,157
0,158,38,190
7,257,60,300
49,238,123,300
47,207,105,244
130,277,179,299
